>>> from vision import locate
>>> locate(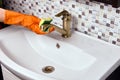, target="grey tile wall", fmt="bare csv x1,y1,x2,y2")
3,0,120,46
